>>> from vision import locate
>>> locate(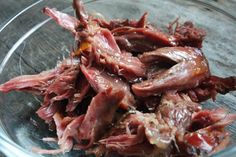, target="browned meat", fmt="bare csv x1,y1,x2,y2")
95,12,148,30
187,75,236,102
132,47,210,97
80,65,135,109
168,20,206,48
0,1,236,156
112,27,177,50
